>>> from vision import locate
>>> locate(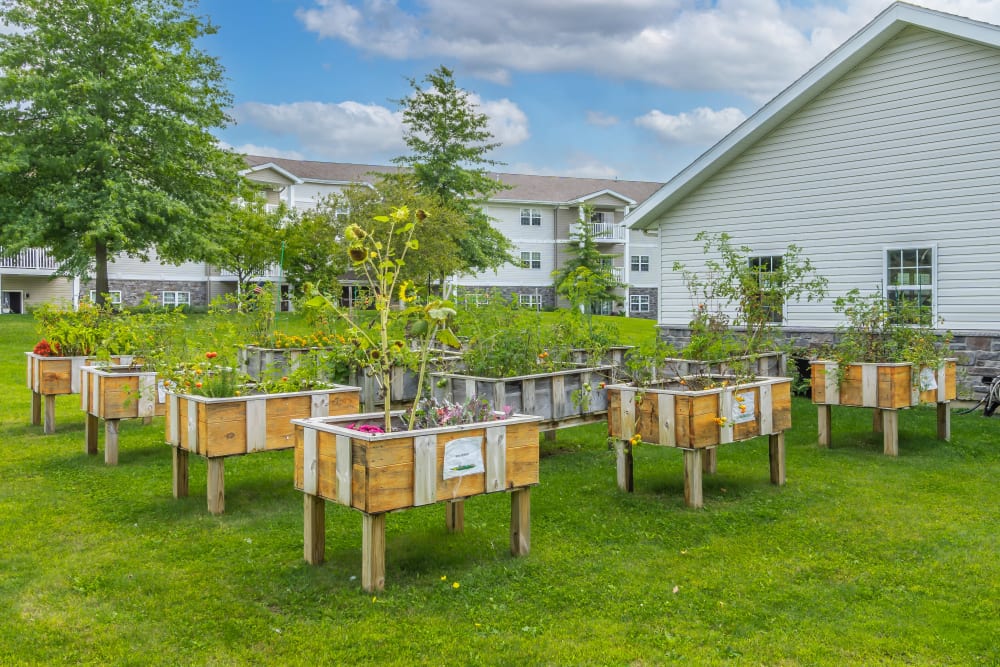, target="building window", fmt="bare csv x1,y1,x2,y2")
520,251,542,269
520,208,542,226
631,255,650,272
88,290,122,305
886,247,934,324
749,255,784,323
630,294,650,313
463,292,490,307
161,291,191,308
519,293,542,310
